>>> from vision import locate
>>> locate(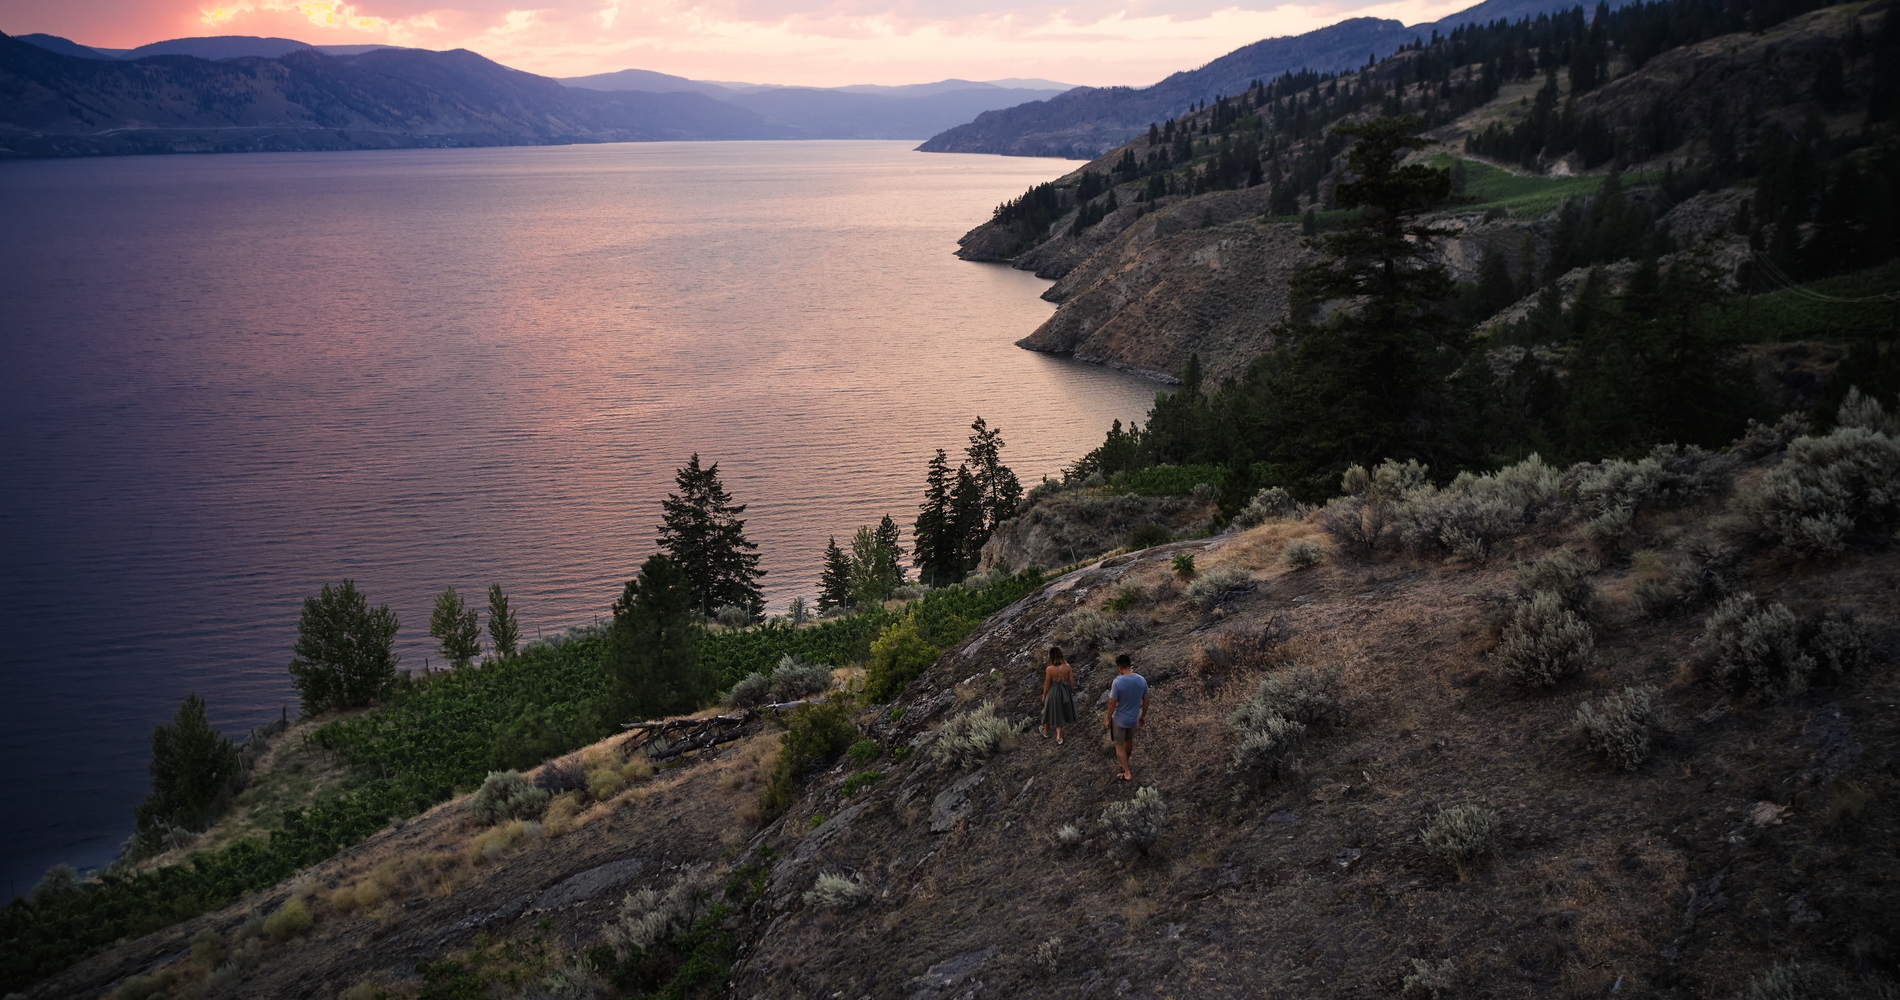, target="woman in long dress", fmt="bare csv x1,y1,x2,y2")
1040,645,1078,745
